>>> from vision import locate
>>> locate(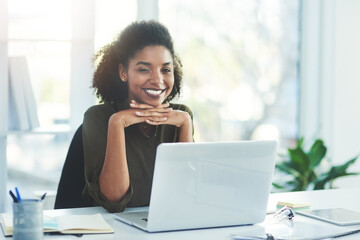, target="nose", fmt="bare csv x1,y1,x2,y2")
150,70,164,84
